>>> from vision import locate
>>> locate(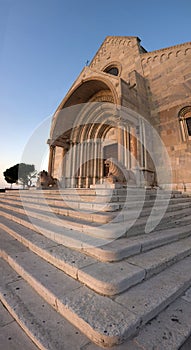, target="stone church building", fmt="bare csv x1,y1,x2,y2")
48,36,191,191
